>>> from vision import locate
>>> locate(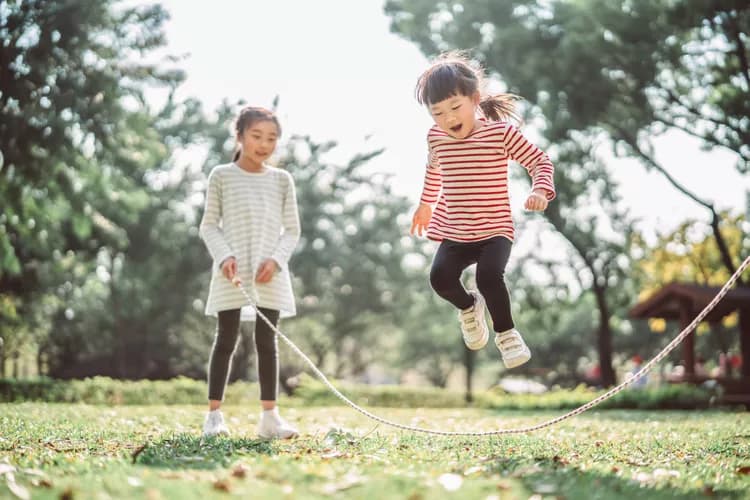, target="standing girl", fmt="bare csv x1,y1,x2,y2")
410,53,556,369
199,106,300,439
